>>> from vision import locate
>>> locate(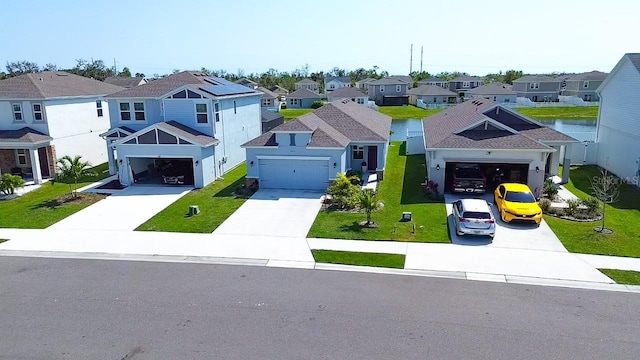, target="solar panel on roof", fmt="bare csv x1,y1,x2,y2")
200,77,256,96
